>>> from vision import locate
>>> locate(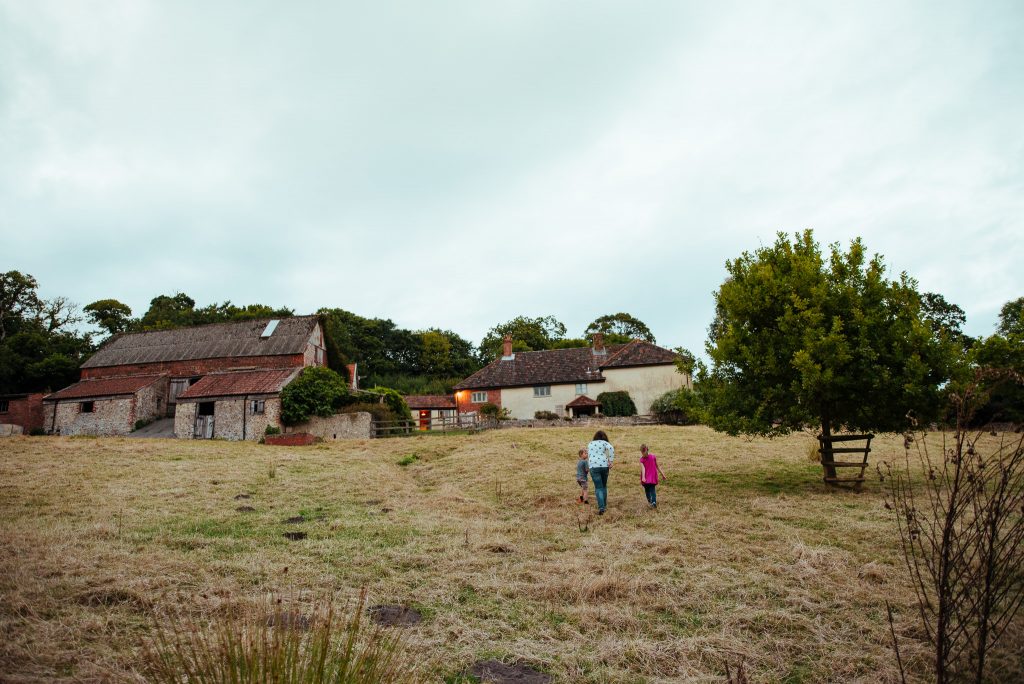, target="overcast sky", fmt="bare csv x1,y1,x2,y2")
2,0,1022,355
